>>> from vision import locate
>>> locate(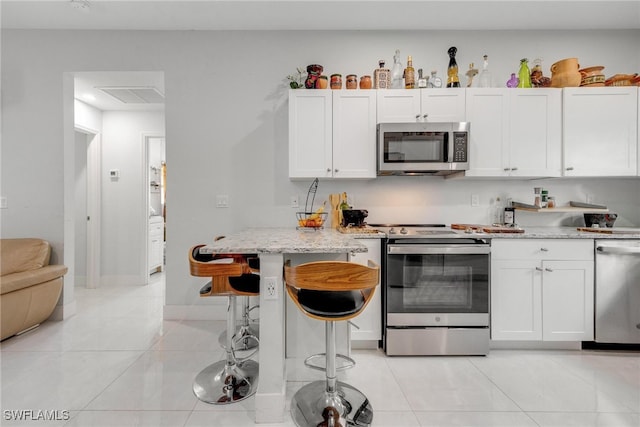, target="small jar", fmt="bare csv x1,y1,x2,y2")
330,74,342,89
547,196,556,208
359,75,372,89
315,75,328,89
541,190,549,208
345,74,358,89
